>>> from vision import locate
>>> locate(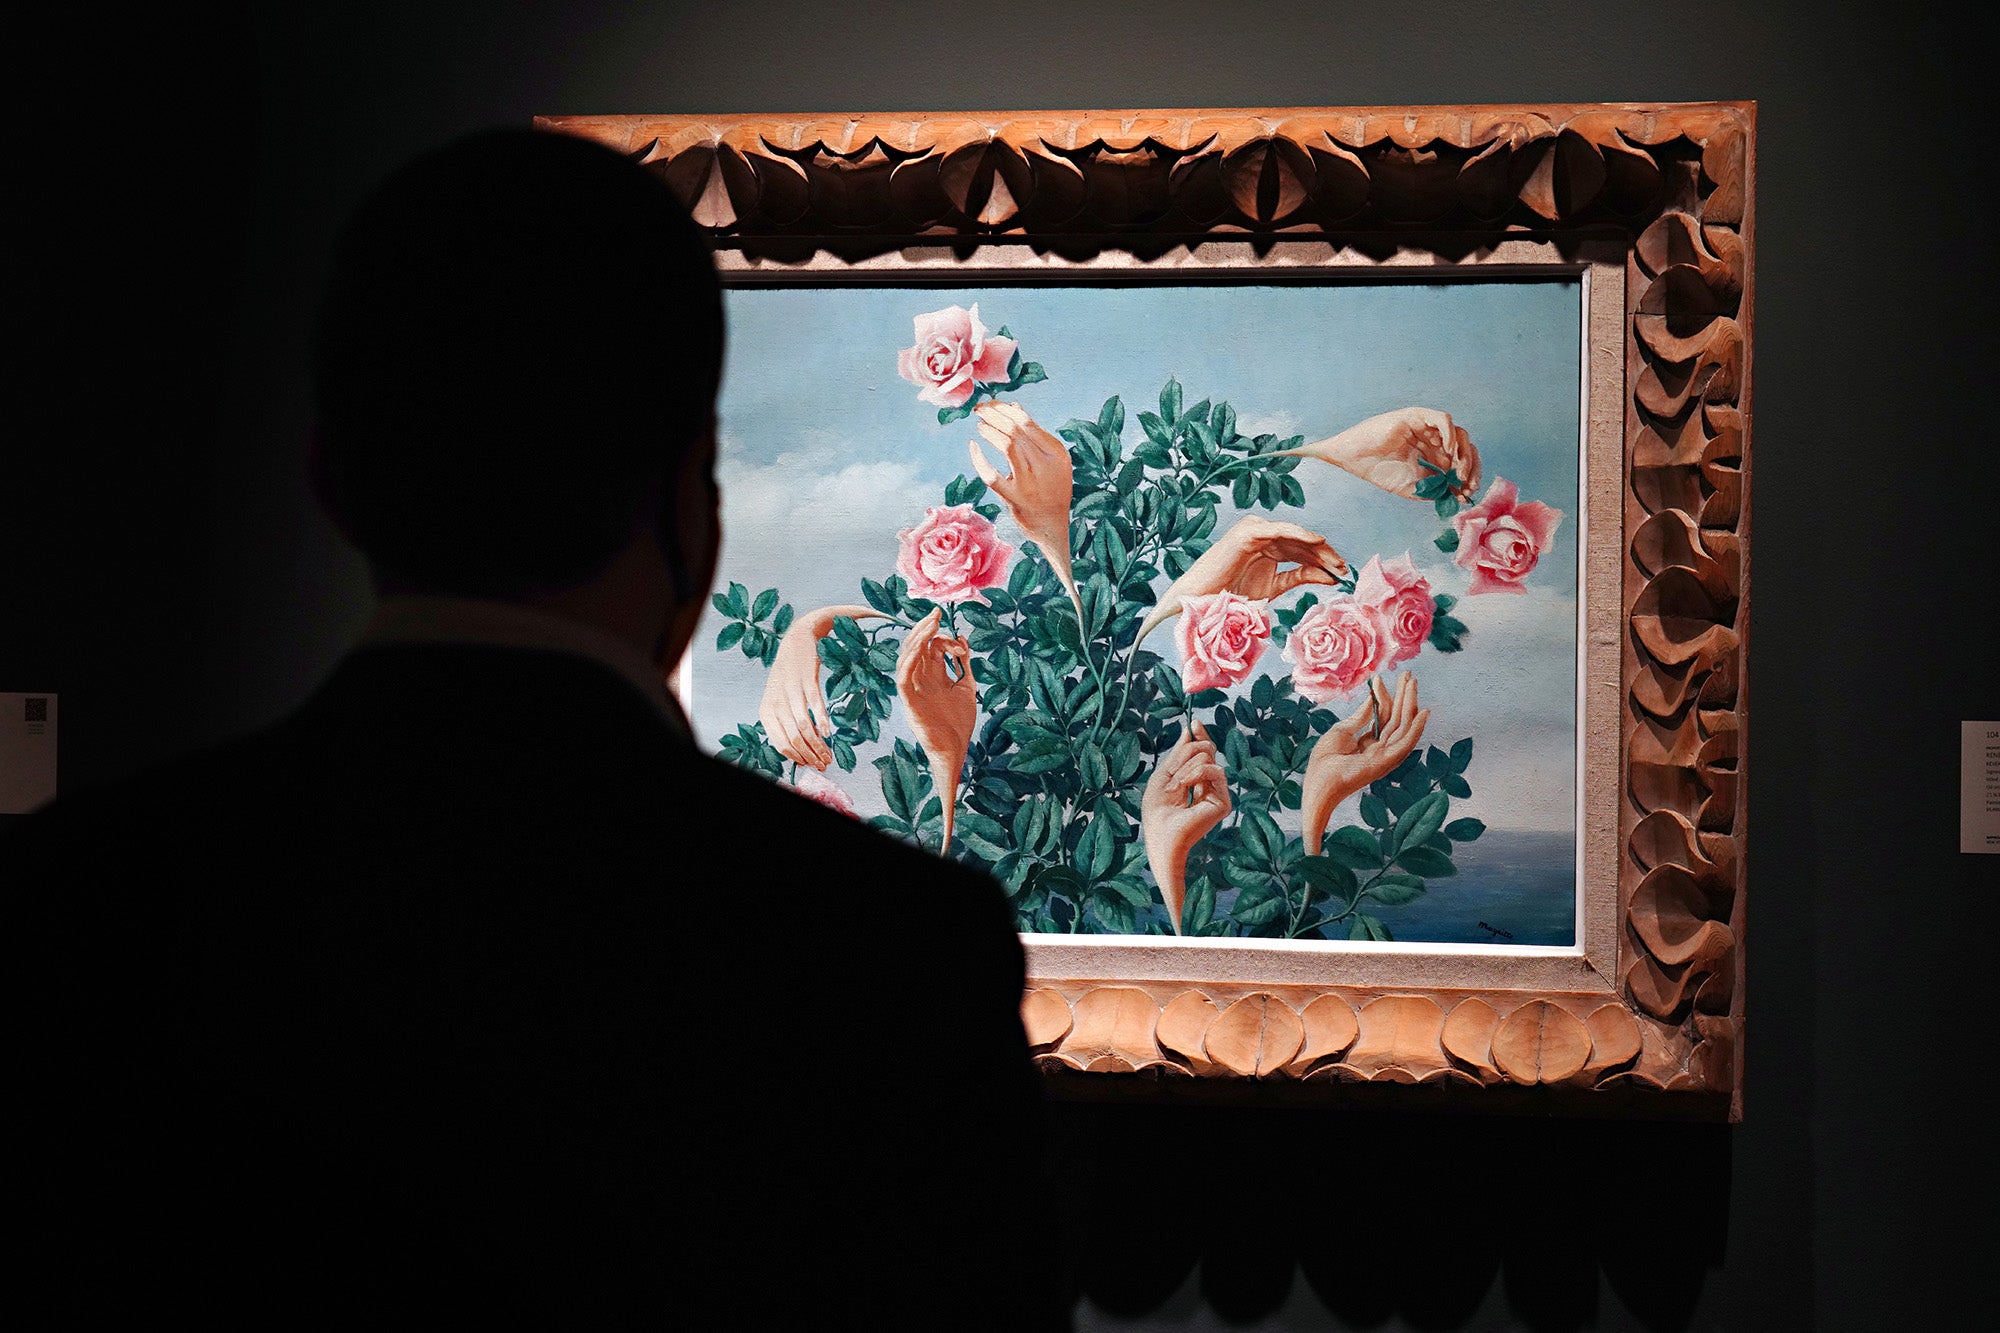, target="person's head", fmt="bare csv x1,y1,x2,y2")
311,127,724,655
